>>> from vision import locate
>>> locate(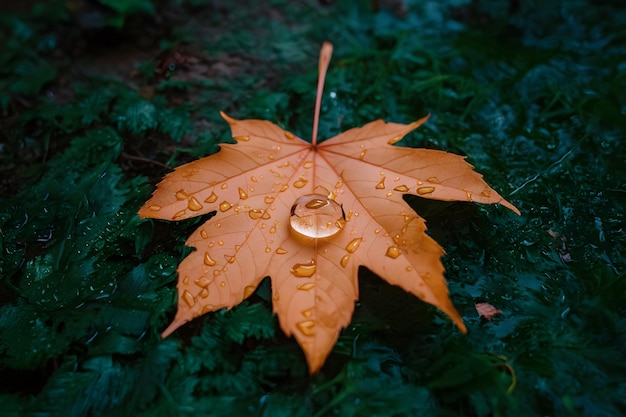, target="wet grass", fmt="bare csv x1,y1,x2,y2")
1,0,625,416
